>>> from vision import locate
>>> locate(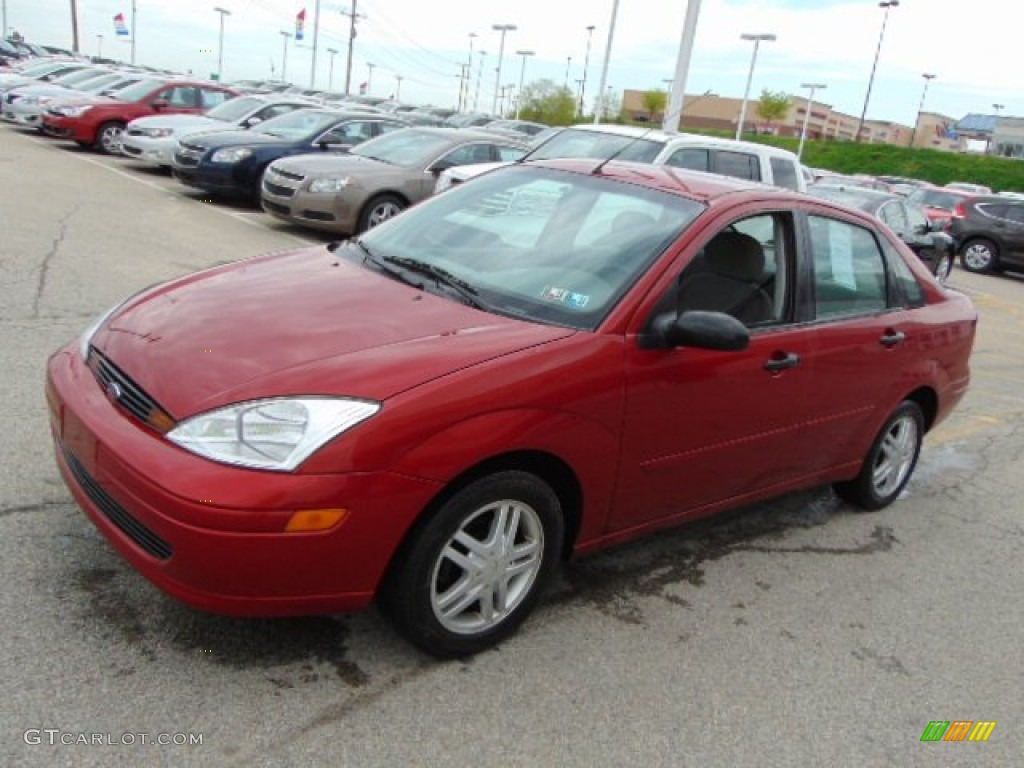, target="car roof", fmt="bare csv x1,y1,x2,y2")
527,158,791,202
565,123,800,157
